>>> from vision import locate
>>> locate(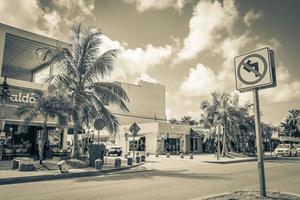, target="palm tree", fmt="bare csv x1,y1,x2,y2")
200,92,236,156
36,24,129,158
180,115,197,125
281,109,300,137
15,91,67,164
